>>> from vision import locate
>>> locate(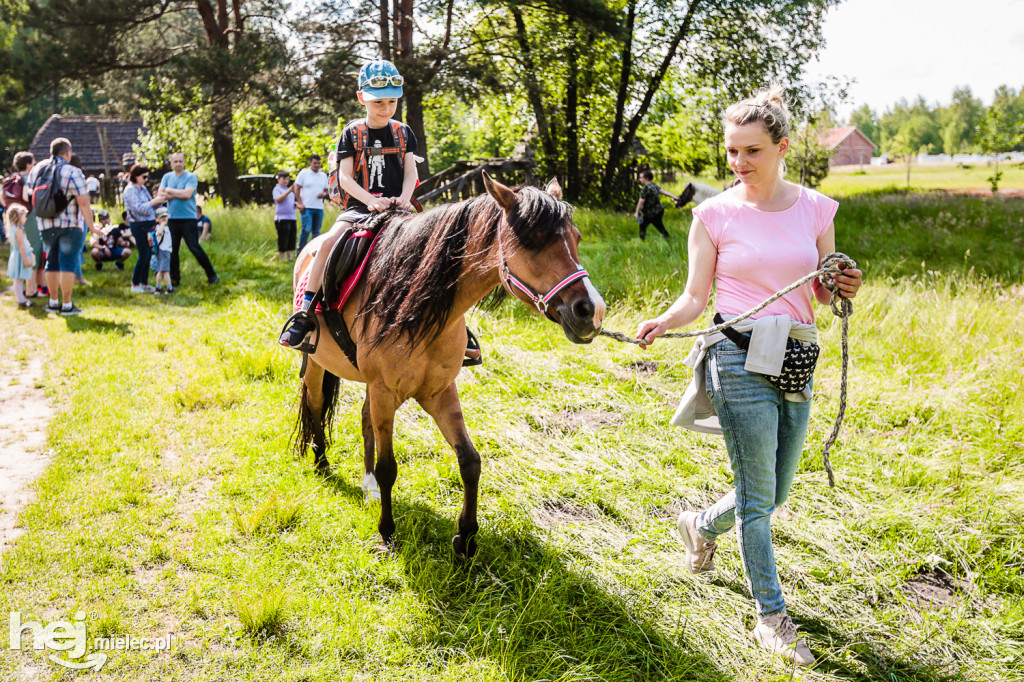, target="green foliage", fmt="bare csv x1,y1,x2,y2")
848,104,879,152
137,84,337,180
637,93,714,177
421,93,531,171
135,82,212,175
786,121,833,188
